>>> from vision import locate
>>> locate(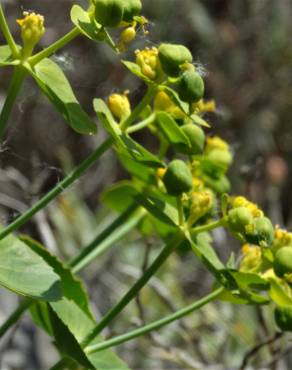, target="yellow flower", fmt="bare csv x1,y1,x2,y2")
17,12,45,51
193,99,216,114
135,47,161,80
